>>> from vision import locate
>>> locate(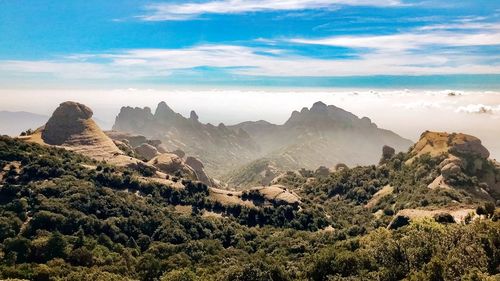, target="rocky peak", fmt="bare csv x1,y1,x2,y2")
284,101,359,128
154,101,177,119
42,101,96,145
189,110,199,121
310,101,328,113
51,101,93,121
